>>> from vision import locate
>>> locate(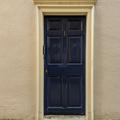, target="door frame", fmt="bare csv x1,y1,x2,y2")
34,4,95,120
